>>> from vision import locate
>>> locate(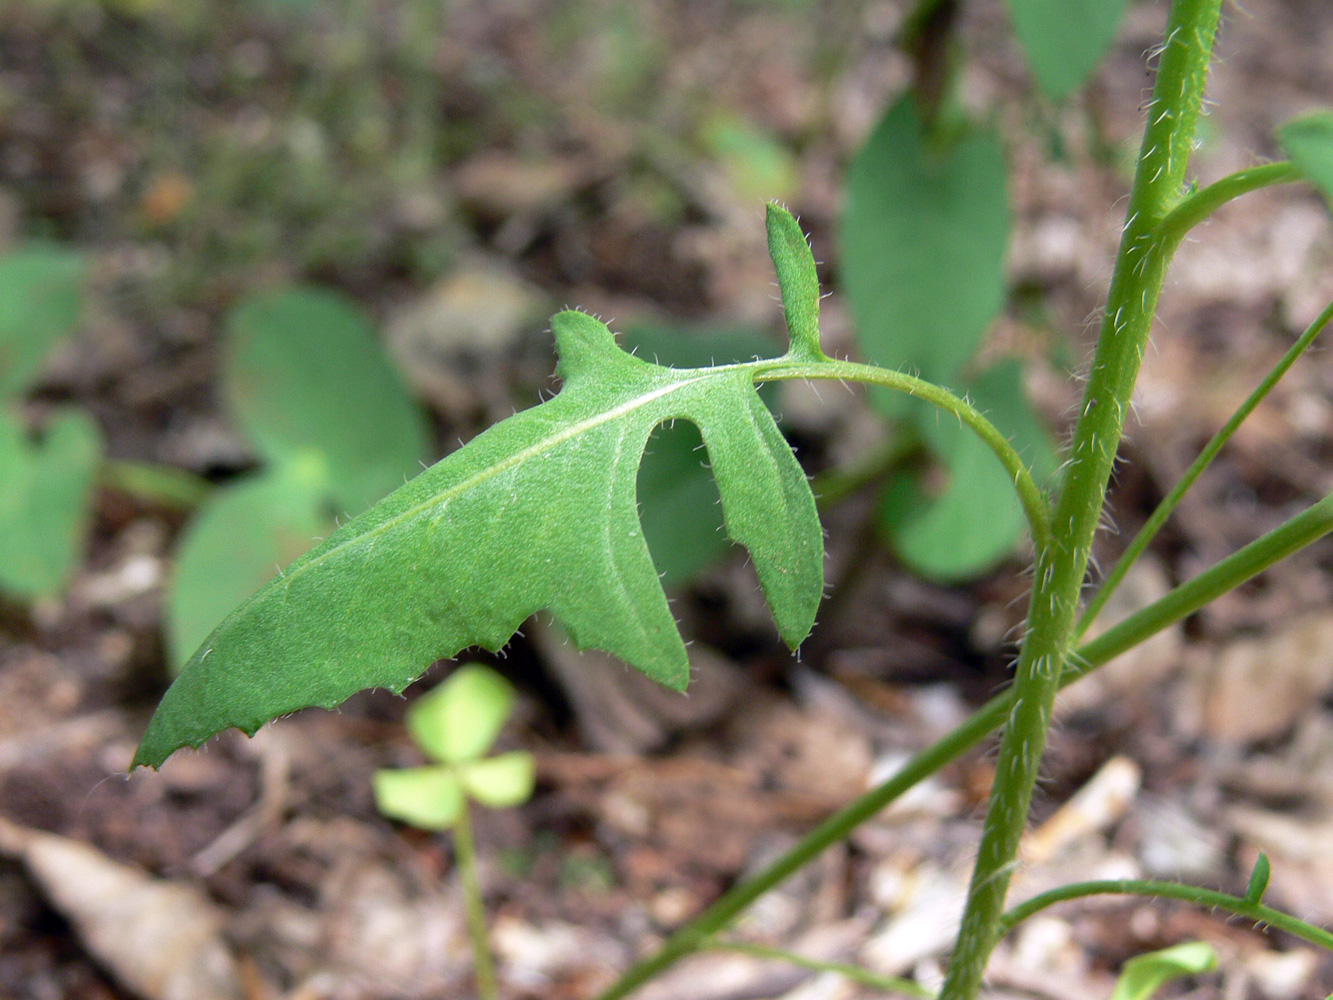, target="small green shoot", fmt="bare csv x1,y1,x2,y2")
1245,852,1271,903
1109,941,1218,1000
374,664,535,1000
